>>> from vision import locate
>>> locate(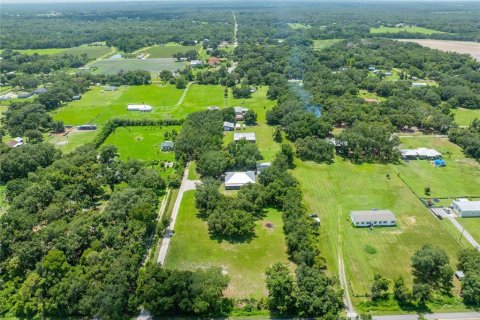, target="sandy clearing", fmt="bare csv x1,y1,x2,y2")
397,39,480,61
